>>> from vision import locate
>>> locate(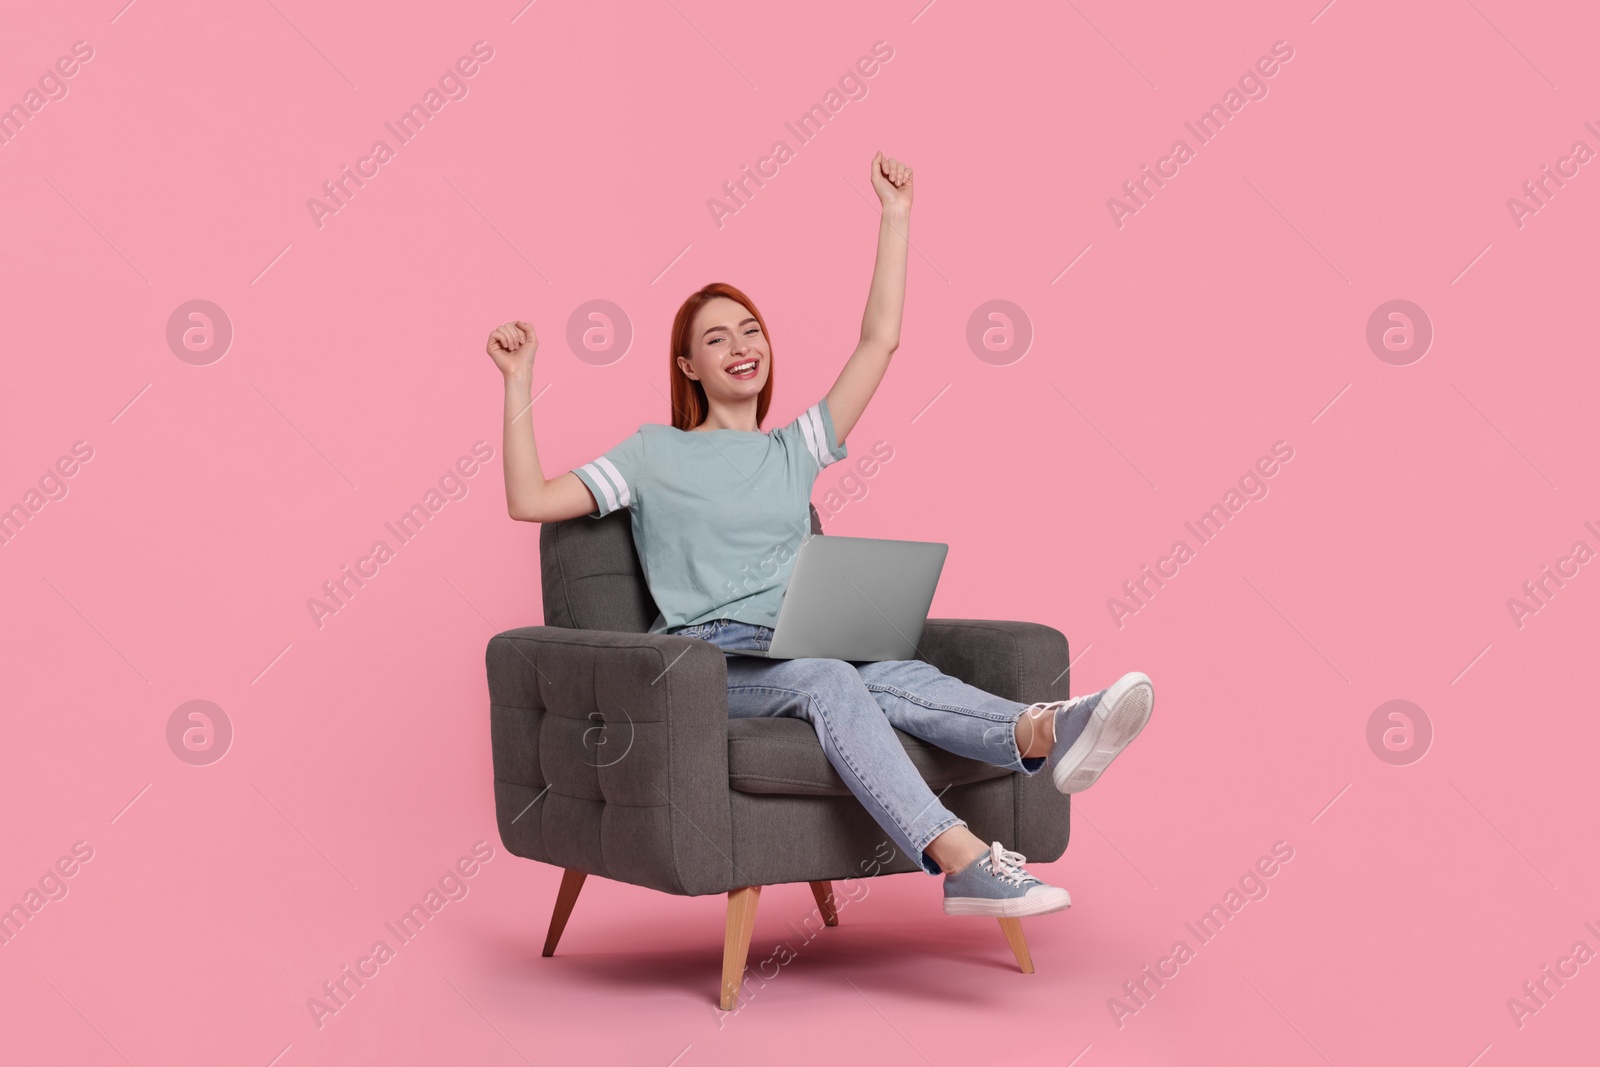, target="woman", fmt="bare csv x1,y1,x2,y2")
487,151,1154,918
